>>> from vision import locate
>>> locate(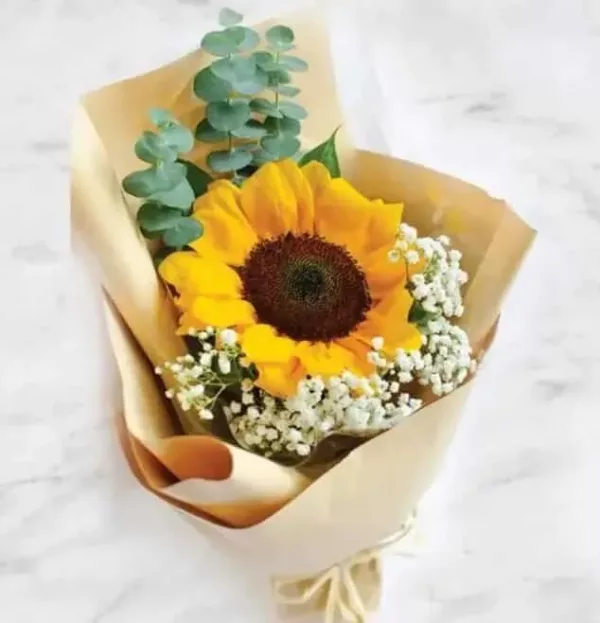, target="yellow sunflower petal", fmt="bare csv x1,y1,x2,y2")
314,178,373,257
254,360,304,398
240,324,296,363
190,296,256,328
190,179,257,266
295,341,355,377
301,161,331,202
240,160,311,239
357,287,422,353
159,252,242,299
362,248,407,301
334,336,374,376
366,201,404,254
